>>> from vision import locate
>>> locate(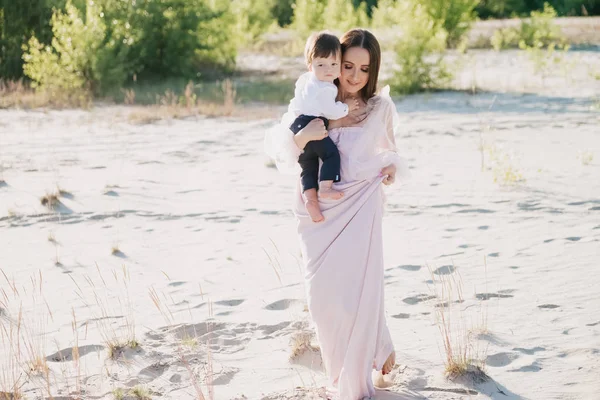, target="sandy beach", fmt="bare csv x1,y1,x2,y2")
1,48,599,399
